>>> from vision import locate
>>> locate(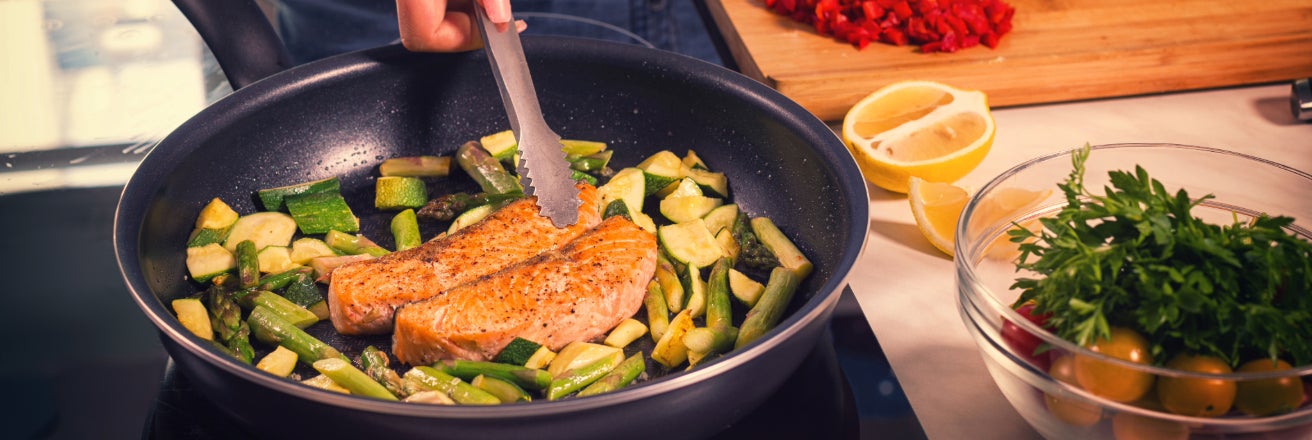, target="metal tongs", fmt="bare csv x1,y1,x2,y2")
473,4,581,227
